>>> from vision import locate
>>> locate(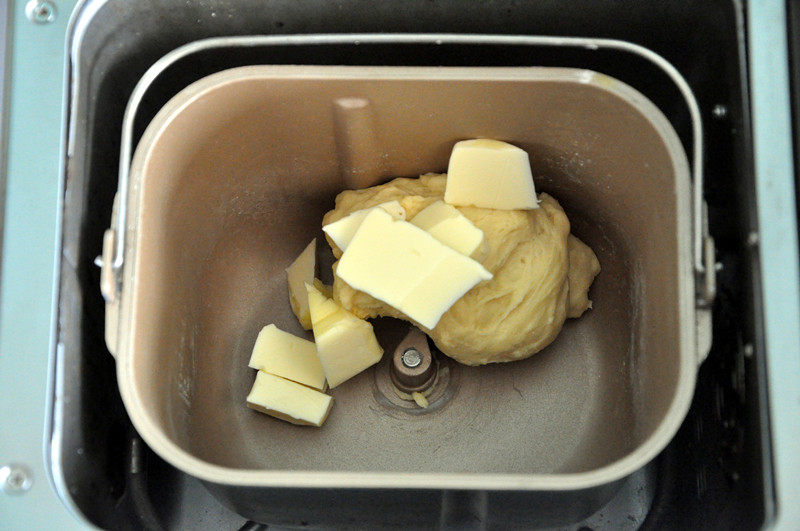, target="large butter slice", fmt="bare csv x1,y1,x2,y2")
323,200,406,252
286,239,316,329
246,370,333,427
248,324,326,391
306,283,383,388
336,209,492,329
444,139,539,210
409,200,484,256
